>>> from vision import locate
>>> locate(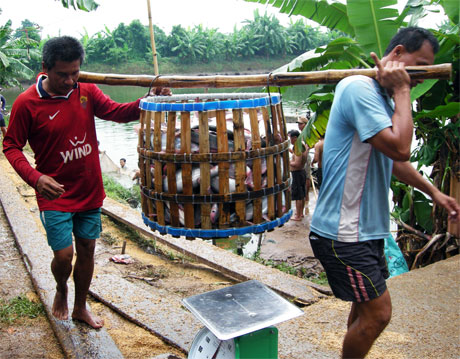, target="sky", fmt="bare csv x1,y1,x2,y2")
0,0,302,38
0,0,446,40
